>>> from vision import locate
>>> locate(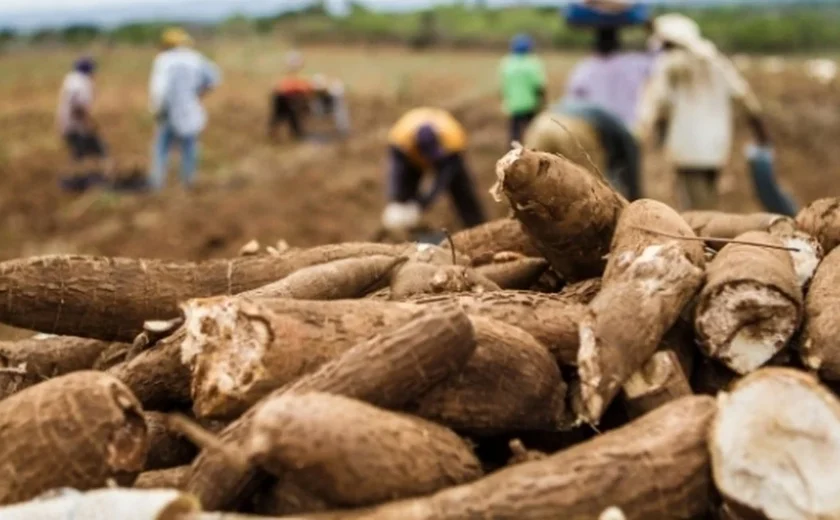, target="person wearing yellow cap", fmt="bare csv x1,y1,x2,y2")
381,107,486,233
635,14,795,214
147,27,221,191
